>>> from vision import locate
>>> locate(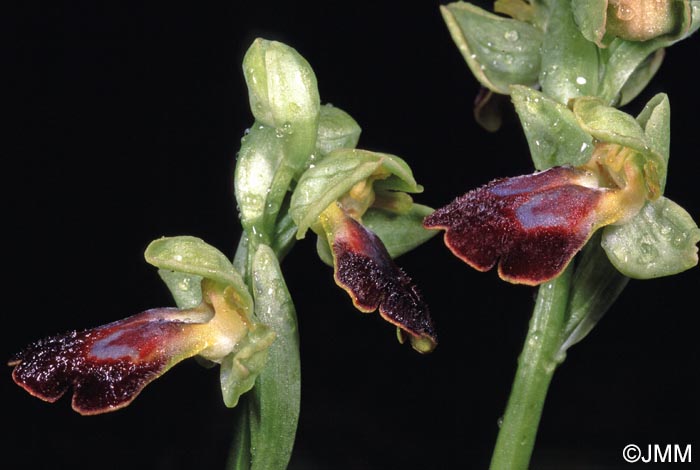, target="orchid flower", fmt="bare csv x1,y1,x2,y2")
9,236,275,414
290,148,438,353
425,91,699,285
